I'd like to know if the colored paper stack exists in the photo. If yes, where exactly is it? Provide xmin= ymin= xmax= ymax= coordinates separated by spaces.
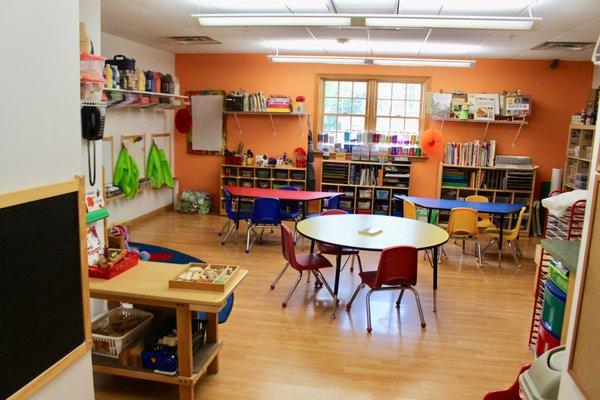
xmin=266 ymin=95 xmax=292 ymax=112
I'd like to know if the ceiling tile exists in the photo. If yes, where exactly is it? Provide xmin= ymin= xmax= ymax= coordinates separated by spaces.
xmin=332 ymin=0 xmax=397 ymax=14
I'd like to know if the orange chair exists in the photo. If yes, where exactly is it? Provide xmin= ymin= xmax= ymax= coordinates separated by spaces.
xmin=403 ymin=199 xmax=417 ymax=220
xmin=446 ymin=207 xmax=481 ymax=266
xmin=317 ymin=209 xmax=362 ymax=273
xmin=271 ymin=224 xmax=335 ymax=308
xmin=466 ymin=195 xmax=496 ymax=230
xmin=346 ymin=246 xmax=426 ymax=332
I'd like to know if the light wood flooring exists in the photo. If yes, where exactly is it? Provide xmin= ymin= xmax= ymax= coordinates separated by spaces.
xmin=94 ymin=211 xmax=538 ymax=400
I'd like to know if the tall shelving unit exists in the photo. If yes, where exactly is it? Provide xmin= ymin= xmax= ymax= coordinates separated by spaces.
xmin=320 ymin=159 xmax=417 ymax=215
xmin=563 ymin=123 xmax=595 ymax=190
xmin=438 ymin=163 xmax=538 ymax=234
xmin=219 ymin=164 xmax=306 ymax=215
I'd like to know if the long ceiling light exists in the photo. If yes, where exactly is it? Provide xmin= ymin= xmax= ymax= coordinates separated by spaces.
xmin=193 ymin=13 xmax=541 ymax=31
xmin=267 ymin=55 xmax=475 ymax=68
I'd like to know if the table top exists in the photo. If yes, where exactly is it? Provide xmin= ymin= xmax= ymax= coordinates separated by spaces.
xmin=396 ymin=195 xmax=524 ymax=214
xmin=296 ymin=214 xmax=449 ymax=251
xmin=224 ymin=185 xmax=341 ymax=201
xmin=541 ymin=239 xmax=581 ymax=272
xmin=89 ymin=261 xmax=248 ymax=310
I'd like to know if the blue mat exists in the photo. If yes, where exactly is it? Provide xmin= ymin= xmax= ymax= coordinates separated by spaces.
xmin=129 ymin=242 xmax=234 ymax=323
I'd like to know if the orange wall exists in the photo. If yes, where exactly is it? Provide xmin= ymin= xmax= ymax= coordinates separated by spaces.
xmin=175 ymin=54 xmax=593 ymax=206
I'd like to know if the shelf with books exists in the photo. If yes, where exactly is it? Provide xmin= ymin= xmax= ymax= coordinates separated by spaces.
xmin=563 ymin=124 xmax=595 ymax=190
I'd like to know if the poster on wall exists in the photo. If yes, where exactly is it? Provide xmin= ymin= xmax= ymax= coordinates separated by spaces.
xmin=469 ymin=94 xmax=499 ymax=121
xmin=430 ymin=93 xmax=453 ymax=118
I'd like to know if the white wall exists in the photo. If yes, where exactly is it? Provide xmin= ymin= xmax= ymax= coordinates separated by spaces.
xmin=0 ymin=1 xmax=95 ymax=399
xmin=101 ymin=32 xmax=177 ymax=222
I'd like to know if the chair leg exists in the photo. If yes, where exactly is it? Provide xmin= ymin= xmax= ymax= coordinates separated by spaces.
xmin=346 ymin=282 xmax=365 ymax=311
xmin=221 ymin=222 xmax=236 ymax=245
xmin=475 ymin=239 xmax=482 ymax=268
xmin=425 ymin=250 xmax=433 ymax=267
xmin=508 ymin=240 xmax=522 ymax=268
xmin=408 ymin=287 xmax=426 ymax=328
xmin=314 ymin=270 xmax=335 ymax=299
xmin=395 ymin=288 xmax=405 ymax=308
xmin=270 ymin=262 xmax=289 ymax=290
xmin=245 ymin=226 xmax=255 ymax=253
xmin=356 ymin=253 xmax=363 ymax=273
xmin=349 ymin=254 xmax=355 ymax=273
xmin=366 ymin=289 xmax=374 ymax=333
xmin=218 ymin=219 xmax=230 ymax=236
xmin=482 ymin=238 xmax=496 ymax=255
xmin=282 ymin=271 xmax=303 ymax=307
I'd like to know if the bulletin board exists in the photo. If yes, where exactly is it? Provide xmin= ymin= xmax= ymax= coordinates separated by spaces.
xmin=102 ymin=136 xmax=114 ymax=186
xmin=122 ymin=135 xmax=146 ymax=176
xmin=151 ymin=132 xmax=171 ymax=165
xmin=186 ymin=90 xmax=226 ymax=156
xmin=1 ymin=177 xmax=91 ymax=400
xmin=568 ymin=173 xmax=600 ymax=399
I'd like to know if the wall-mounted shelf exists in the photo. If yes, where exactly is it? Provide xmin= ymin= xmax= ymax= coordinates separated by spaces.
xmin=430 ymin=116 xmax=528 ymax=146
xmin=81 ymin=101 xmax=107 ymax=108
xmin=103 ymin=87 xmax=188 ymax=100
xmin=103 ymin=88 xmax=187 ymax=110
xmin=223 ymin=111 xmax=311 ymax=136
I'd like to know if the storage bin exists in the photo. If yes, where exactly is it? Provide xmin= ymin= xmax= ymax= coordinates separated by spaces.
xmin=256 ymin=169 xmax=270 ymax=179
xmin=274 ymin=171 xmax=288 ymax=179
xmin=548 ymin=260 xmax=569 ymax=294
xmin=81 ymin=76 xmax=106 ymax=103
xmin=92 ymin=307 xmax=153 ymax=358
xmin=357 ymin=201 xmax=371 ymax=210
xmin=375 ymin=190 xmax=389 ymax=200
xmin=358 ymin=189 xmax=373 ymax=198
xmin=80 ymin=52 xmax=106 ymax=79
xmin=536 ymin=320 xmax=561 ymax=356
xmin=541 ymin=280 xmax=567 ymax=338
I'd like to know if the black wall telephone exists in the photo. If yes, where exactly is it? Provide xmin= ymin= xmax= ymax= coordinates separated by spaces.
xmin=81 ymin=106 xmax=105 ymax=186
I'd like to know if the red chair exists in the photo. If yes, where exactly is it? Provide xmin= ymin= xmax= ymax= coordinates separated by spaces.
xmin=271 ymin=224 xmax=335 ymax=308
xmin=482 ymin=363 xmax=531 ymax=400
xmin=346 ymin=246 xmax=425 ymax=332
xmin=317 ymin=209 xmax=362 ymax=273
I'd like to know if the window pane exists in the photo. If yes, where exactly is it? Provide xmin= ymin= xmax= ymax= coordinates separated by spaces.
xmin=378 ymin=82 xmax=392 ymax=99
xmin=339 ymin=98 xmax=352 ymax=114
xmin=339 ymin=81 xmax=353 ymax=97
xmin=323 ymin=115 xmax=337 ymax=131
xmin=390 ymin=118 xmax=405 ymax=133
xmin=407 ymin=83 xmax=421 ymax=100
xmin=405 ymin=118 xmax=420 ymax=134
xmin=338 ymin=116 xmax=351 ymax=132
xmin=324 ymin=98 xmax=338 ymax=114
xmin=406 ymin=100 xmax=420 ymax=117
xmin=351 ymin=116 xmax=365 ymax=131
xmin=392 ymin=83 xmax=406 ymax=99
xmin=352 ymin=98 xmax=366 ymax=114
xmin=377 ymin=100 xmax=391 ymax=116
xmin=353 ymin=82 xmax=367 ymax=98
xmin=376 ymin=117 xmax=390 ymax=132
xmin=325 ymin=81 xmax=338 ymax=97
xmin=391 ymin=100 xmax=405 ymax=117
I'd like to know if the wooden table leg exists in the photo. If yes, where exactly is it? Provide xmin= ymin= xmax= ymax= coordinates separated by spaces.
xmin=206 ymin=312 xmax=219 ymax=373
xmin=176 ymin=304 xmax=194 ymax=400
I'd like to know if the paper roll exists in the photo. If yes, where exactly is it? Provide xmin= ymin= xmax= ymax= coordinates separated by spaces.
xmin=550 ymin=168 xmax=563 ymax=192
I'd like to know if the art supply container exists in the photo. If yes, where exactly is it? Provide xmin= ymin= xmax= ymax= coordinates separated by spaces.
xmin=541 ymin=280 xmax=566 ymax=338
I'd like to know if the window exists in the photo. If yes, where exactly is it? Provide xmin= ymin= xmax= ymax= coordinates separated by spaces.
xmin=316 ymin=75 xmax=428 ymax=152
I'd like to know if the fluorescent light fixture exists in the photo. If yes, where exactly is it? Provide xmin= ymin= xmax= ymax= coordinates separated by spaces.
xmin=192 ymin=13 xmax=541 ymax=31
xmin=268 ymin=55 xmax=475 ymax=68
xmin=268 ymin=55 xmax=365 ymax=65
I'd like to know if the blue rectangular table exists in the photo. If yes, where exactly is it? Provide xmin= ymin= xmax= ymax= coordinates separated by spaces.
xmin=394 ymin=195 xmax=525 ymax=266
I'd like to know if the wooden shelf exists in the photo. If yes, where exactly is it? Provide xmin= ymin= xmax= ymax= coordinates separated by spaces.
xmin=223 ymin=164 xmax=306 ymax=171
xmin=430 ymin=116 xmax=528 ymax=125
xmin=568 ymin=155 xmax=591 ymax=162
xmin=441 ymin=186 xmax=533 ymax=194
xmin=569 ymin=123 xmax=596 ymax=130
xmin=442 ymin=163 xmax=539 ymax=171
xmin=564 ymin=124 xmax=595 ymax=190
xmin=103 ymin=87 xmax=188 ymax=100
xmin=223 ymin=111 xmax=310 ymax=116
xmin=323 ymin=158 xmax=425 ymax=166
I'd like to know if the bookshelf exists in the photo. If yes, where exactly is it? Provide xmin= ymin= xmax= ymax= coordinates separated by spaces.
xmin=320 ymin=160 xmax=412 ymax=215
xmin=438 ymin=163 xmax=538 ymax=234
xmin=563 ymin=124 xmax=595 ymax=190
xmin=219 ymin=164 xmax=306 ymax=215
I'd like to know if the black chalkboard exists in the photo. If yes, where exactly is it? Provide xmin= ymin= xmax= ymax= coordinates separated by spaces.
xmin=0 ymin=191 xmax=85 ymax=399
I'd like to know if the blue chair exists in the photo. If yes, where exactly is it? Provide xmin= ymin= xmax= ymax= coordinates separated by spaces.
xmin=246 ymin=197 xmax=282 ymax=253
xmin=278 ymin=186 xmax=302 ymax=221
xmin=219 ymin=188 xmax=252 ymax=245
xmin=304 ymin=194 xmax=342 ymax=219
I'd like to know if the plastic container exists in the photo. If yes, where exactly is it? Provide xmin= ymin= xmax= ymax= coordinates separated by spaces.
xmin=547 ymin=260 xmax=569 ymax=294
xmin=520 ymin=346 xmax=565 ymax=400
xmin=80 ymin=52 xmax=106 ymax=79
xmin=81 ymin=76 xmax=106 ymax=103
xmin=92 ymin=307 xmax=153 ymax=358
xmin=88 ymin=252 xmax=139 ymax=279
xmin=536 ymin=320 xmax=561 ymax=356
xmin=541 ymin=280 xmax=567 ymax=338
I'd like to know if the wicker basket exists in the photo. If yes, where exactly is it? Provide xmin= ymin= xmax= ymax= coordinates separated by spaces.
xmin=92 ymin=307 xmax=153 ymax=358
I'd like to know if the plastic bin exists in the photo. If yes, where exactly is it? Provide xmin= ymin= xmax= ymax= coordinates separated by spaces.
xmin=81 ymin=76 xmax=106 ymax=103
xmin=80 ymin=52 xmax=106 ymax=79
xmin=92 ymin=307 xmax=153 ymax=358
xmin=541 ymin=280 xmax=567 ymax=338
xmin=547 ymin=260 xmax=568 ymax=294
xmin=536 ymin=320 xmax=561 ymax=356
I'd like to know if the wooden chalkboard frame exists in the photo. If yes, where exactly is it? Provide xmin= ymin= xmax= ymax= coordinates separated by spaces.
xmin=567 ymin=172 xmax=599 ymax=399
xmin=3 ymin=176 xmax=91 ymax=400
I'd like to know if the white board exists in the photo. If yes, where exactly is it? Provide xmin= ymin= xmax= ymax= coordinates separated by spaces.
xmin=191 ymin=95 xmax=223 ymax=152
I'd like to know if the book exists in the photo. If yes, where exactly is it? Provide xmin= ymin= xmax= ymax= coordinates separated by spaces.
xmin=358 ymin=226 xmax=383 ymax=236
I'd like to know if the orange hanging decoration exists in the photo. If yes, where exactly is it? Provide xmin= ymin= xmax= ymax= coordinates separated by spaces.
xmin=420 ymin=128 xmax=445 ymax=157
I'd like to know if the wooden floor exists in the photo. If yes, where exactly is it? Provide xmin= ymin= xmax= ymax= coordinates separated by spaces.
xmin=94 ymin=211 xmax=538 ymax=400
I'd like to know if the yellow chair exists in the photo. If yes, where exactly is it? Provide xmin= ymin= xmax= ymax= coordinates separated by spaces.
xmin=482 ymin=207 xmax=526 ymax=268
xmin=466 ymin=195 xmax=496 ymax=230
xmin=403 ymin=199 xmax=417 ymax=220
xmin=446 ymin=207 xmax=481 ymax=266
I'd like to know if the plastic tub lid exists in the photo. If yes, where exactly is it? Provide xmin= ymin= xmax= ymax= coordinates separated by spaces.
xmin=541 ymin=320 xmax=560 ymax=340
xmin=80 ymin=52 xmax=106 ymax=61
xmin=545 ymin=279 xmax=567 ymax=302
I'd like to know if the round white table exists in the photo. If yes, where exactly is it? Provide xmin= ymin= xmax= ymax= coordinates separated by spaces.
xmin=296 ymin=214 xmax=449 ymax=317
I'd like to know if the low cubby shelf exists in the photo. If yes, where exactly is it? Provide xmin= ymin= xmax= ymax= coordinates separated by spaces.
xmin=320 ymin=159 xmax=412 ymax=216
xmin=219 ymin=164 xmax=307 ymax=215
xmin=438 ymin=163 xmax=538 ymax=234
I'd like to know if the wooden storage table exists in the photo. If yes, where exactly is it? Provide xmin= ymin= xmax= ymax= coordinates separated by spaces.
xmin=89 ymin=261 xmax=247 ymax=400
